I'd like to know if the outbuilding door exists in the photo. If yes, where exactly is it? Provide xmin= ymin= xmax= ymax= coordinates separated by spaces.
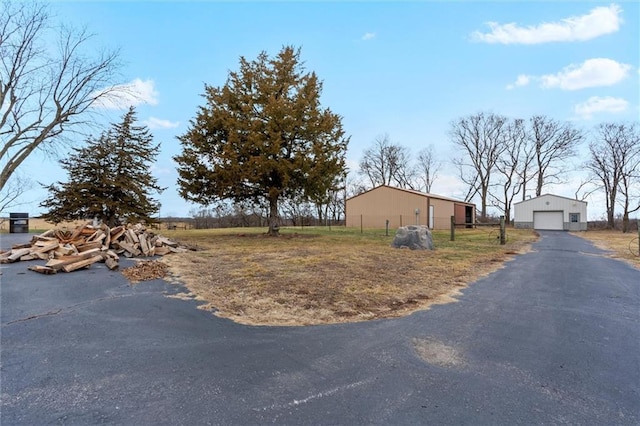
xmin=533 ymin=211 xmax=563 ymax=230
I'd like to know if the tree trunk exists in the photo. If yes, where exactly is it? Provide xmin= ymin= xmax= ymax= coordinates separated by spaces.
xmin=267 ymin=194 xmax=280 ymax=236
xmin=480 ymin=187 xmax=488 ymax=219
xmin=607 ymin=190 xmax=616 ymax=229
xmin=535 ymin=172 xmax=543 ymax=197
xmin=622 ymin=211 xmax=630 ymax=233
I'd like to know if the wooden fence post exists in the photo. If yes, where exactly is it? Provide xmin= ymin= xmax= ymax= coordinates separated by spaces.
xmin=450 ymin=216 xmax=455 ymax=241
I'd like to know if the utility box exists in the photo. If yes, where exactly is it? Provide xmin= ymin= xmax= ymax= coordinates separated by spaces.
xmin=9 ymin=213 xmax=29 ymax=233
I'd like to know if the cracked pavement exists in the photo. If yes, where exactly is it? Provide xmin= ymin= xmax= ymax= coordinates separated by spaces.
xmin=1 ymin=231 xmax=639 ymax=425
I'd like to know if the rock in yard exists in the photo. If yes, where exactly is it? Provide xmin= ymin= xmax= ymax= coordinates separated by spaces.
xmin=391 ymin=225 xmax=434 ymax=250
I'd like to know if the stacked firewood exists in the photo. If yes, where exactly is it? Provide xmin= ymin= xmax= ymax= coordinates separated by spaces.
xmin=0 ymin=223 xmax=188 ymax=274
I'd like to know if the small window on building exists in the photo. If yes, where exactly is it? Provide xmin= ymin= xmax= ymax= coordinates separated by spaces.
xmin=569 ymin=213 xmax=579 ymax=223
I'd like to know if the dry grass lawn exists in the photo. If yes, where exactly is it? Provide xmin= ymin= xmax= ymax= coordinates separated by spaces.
xmin=574 ymin=230 xmax=640 ymax=269
xmin=160 ymin=226 xmax=538 ymax=326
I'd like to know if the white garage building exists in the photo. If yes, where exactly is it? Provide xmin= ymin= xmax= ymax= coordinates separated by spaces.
xmin=513 ymin=194 xmax=587 ymax=231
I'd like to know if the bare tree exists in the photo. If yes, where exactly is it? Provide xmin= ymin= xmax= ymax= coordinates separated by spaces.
xmin=489 ymin=118 xmax=531 ymax=224
xmin=614 ymin=124 xmax=640 ymax=232
xmin=416 ymin=145 xmax=441 ymax=193
xmin=450 ymin=112 xmax=508 ymax=219
xmin=0 ymin=173 xmax=32 ymax=213
xmin=358 ymin=134 xmax=415 ymax=189
xmin=345 ymin=175 xmax=368 ymax=198
xmin=586 ymin=122 xmax=639 ymax=230
xmin=573 ymin=177 xmax=598 ymax=202
xmin=0 ymin=1 xmax=120 ymax=192
xmin=529 ymin=115 xmax=582 ymax=196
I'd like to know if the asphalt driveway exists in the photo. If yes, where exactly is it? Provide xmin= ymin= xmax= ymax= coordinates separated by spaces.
xmin=1 ymin=231 xmax=639 ymax=425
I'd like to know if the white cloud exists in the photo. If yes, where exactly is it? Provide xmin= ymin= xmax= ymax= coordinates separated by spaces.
xmin=92 ymin=78 xmax=159 ymax=110
xmin=540 ymin=58 xmax=631 ymax=90
xmin=361 ymin=32 xmax=376 ymax=41
xmin=508 ymin=58 xmax=632 ymax=91
xmin=506 ymin=74 xmax=531 ymax=90
xmin=471 ymin=4 xmax=622 ymax=44
xmin=574 ymin=96 xmax=629 ymax=120
xmin=143 ymin=116 xmax=180 ymax=130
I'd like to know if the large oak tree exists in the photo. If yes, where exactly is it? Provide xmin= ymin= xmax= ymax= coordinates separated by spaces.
xmin=40 ymin=107 xmax=163 ymax=226
xmin=175 ymin=46 xmax=349 ymax=235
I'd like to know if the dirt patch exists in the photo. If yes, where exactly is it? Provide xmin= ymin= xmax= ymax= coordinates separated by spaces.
xmin=413 ymin=338 xmax=466 ymax=368
xmin=158 ymin=227 xmax=537 ymax=326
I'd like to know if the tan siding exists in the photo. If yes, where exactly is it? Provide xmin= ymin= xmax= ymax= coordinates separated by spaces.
xmin=429 ymin=197 xmax=454 ymax=229
xmin=346 ymin=186 xmax=428 ymax=228
xmin=346 ymin=186 xmax=474 ymax=230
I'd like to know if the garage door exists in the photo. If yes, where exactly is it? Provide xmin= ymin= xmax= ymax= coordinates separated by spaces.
xmin=533 ymin=211 xmax=563 ymax=230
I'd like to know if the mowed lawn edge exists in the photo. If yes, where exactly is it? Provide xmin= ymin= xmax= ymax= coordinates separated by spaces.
xmin=574 ymin=230 xmax=640 ymax=270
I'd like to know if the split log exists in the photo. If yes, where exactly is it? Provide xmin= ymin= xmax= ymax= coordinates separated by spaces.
xmin=19 ymin=254 xmax=39 ymax=261
xmin=87 ymin=230 xmax=106 ymax=243
xmin=67 ymin=224 xmax=89 ymax=242
xmin=125 ymin=229 xmax=139 ymax=245
xmin=156 ymin=236 xmax=178 ymax=247
xmin=30 ymin=240 xmax=60 ymax=254
xmin=139 ymin=234 xmax=150 ymax=256
xmin=104 ymin=257 xmax=119 ymax=270
xmin=75 ymin=241 xmax=103 ymax=252
xmin=28 ymin=265 xmax=57 ymax=275
xmin=110 ymin=226 xmax=126 ymax=241
xmin=62 ymin=255 xmax=103 ymax=273
xmin=152 ymin=246 xmax=171 ymax=256
xmin=6 ymin=248 xmax=32 ymax=262
xmin=101 ymin=224 xmax=112 ymax=248
xmin=46 ymin=249 xmax=102 ymax=270
xmin=53 ymin=245 xmax=77 ymax=257
xmin=115 ymin=241 xmax=141 ymax=257
xmin=37 ymin=229 xmax=56 ymax=239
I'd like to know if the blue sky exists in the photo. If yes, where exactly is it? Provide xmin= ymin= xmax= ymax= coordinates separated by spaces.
xmin=11 ymin=1 xmax=640 ymax=219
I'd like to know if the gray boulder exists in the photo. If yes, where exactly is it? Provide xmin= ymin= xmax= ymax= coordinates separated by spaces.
xmin=391 ymin=225 xmax=434 ymax=250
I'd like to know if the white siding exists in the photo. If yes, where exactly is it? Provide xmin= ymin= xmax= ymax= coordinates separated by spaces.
xmin=514 ymin=194 xmax=587 ymax=223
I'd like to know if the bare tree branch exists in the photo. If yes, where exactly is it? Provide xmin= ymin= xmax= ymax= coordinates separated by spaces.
xmin=0 ymin=172 xmax=33 ymax=213
xmin=449 ymin=112 xmax=507 ymax=219
xmin=358 ymin=134 xmax=415 ymax=189
xmin=416 ymin=145 xmax=441 ymax=193
xmin=586 ymin=122 xmax=639 ymax=230
xmin=0 ymin=1 xmax=121 ymax=191
xmin=529 ymin=115 xmax=583 ymax=196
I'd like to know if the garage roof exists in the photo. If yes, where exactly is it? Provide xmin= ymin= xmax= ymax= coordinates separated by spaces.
xmin=514 ymin=193 xmax=587 ymax=206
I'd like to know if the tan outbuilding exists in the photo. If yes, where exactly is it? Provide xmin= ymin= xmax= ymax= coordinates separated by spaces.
xmin=345 ymin=185 xmax=475 ymax=230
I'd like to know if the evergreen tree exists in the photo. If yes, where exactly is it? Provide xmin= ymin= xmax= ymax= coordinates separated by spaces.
xmin=174 ymin=46 xmax=349 ymax=235
xmin=41 ymin=107 xmax=164 ymax=226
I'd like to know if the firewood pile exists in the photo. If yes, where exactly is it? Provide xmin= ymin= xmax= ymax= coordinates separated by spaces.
xmin=0 ymin=223 xmax=190 ymax=275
